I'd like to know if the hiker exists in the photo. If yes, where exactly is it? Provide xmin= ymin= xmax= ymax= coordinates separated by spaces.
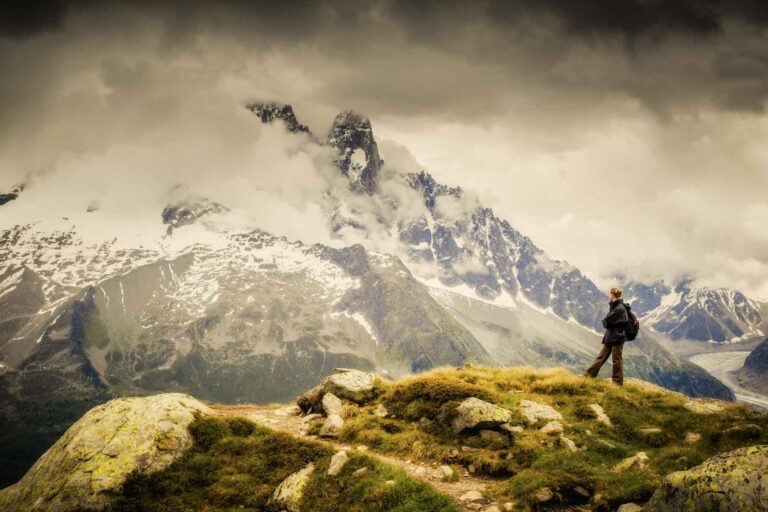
xmin=585 ymin=287 xmax=629 ymax=385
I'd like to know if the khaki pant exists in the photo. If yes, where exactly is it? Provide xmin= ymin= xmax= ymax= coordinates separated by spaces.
xmin=585 ymin=343 xmax=624 ymax=385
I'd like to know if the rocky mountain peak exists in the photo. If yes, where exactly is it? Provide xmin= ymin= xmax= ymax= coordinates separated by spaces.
xmin=405 ymin=170 xmax=462 ymax=209
xmin=246 ymin=102 xmax=310 ymax=134
xmin=0 ymin=183 xmax=24 ymax=207
xmin=161 ymin=198 xmax=229 ymax=233
xmin=327 ymin=110 xmax=382 ymax=194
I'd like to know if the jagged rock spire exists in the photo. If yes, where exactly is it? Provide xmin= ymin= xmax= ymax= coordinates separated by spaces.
xmin=327 ymin=110 xmax=382 ymax=194
xmin=246 ymin=102 xmax=310 ymax=134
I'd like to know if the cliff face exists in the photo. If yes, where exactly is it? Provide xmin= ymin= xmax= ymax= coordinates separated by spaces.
xmin=738 ymin=337 xmax=768 ymax=393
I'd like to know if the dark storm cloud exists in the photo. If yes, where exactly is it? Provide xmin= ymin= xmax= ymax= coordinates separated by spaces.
xmin=0 ymin=0 xmax=67 ymax=38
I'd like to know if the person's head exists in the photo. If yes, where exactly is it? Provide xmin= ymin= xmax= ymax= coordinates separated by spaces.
xmin=609 ymin=287 xmax=623 ymax=302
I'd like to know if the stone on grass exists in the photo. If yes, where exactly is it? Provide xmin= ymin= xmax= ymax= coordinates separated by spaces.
xmin=438 ymin=465 xmax=455 ymax=481
xmin=0 ymin=394 xmax=210 ymax=512
xmin=685 ymin=432 xmax=701 ymax=444
xmin=637 ymin=427 xmax=663 ymax=436
xmin=617 ymin=504 xmax=643 ymax=512
xmin=519 ymin=400 xmax=562 ymax=424
xmin=452 ymin=397 xmax=514 ymax=433
xmin=319 ymin=414 xmax=344 ymax=438
xmin=322 ymin=393 xmax=343 ymax=416
xmin=588 ymin=403 xmax=612 ymax=427
xmin=352 ymin=467 xmax=369 ymax=477
xmin=323 ymin=369 xmax=377 ymax=403
xmin=373 ymin=404 xmax=388 ymax=418
xmin=614 ymin=452 xmax=650 ymax=473
xmin=559 ymin=435 xmax=578 ymax=452
xmin=533 ymin=487 xmax=554 ymax=503
xmin=460 ymin=490 xmax=486 ymax=503
xmin=327 ymin=450 xmax=349 ymax=476
xmin=539 ymin=421 xmax=564 ymax=435
xmin=683 ymin=400 xmax=724 ymax=415
xmin=267 ymin=462 xmax=315 ymax=512
xmin=297 ymin=385 xmax=324 ymax=414
xmin=645 ymin=445 xmax=768 ymax=512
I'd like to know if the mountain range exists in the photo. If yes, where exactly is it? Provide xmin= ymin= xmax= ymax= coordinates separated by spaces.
xmin=0 ymin=101 xmax=764 ymax=487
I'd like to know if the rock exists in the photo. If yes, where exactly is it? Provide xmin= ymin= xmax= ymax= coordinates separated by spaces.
xmin=723 ymin=423 xmax=762 ymax=440
xmin=645 ymin=446 xmax=768 ymax=512
xmin=500 ymin=423 xmax=524 ymax=435
xmin=297 ymin=385 xmax=325 ymax=414
xmin=356 ymin=445 xmax=369 ymax=452
xmin=413 ymin=466 xmax=427 ymax=478
xmin=533 ymin=487 xmax=554 ymax=503
xmin=560 ymin=435 xmax=578 ymax=452
xmin=588 ymin=403 xmax=612 ymax=427
xmin=460 ymin=490 xmax=487 ymax=503
xmin=503 ymin=503 xmax=514 ymax=511
xmin=438 ymin=465 xmax=455 ymax=481
xmin=319 ymin=414 xmax=344 ymax=438
xmin=322 ymin=393 xmax=343 ymax=416
xmin=327 ymin=450 xmax=349 ymax=476
xmin=0 ymin=393 xmax=210 ymax=512
xmin=452 ymin=397 xmax=514 ymax=433
xmin=685 ymin=432 xmax=701 ymax=444
xmin=268 ymin=462 xmax=315 ymax=512
xmin=485 ymin=506 xmax=501 ymax=512
xmin=418 ymin=416 xmax=433 ymax=427
xmin=617 ymin=504 xmax=643 ymax=512
xmin=519 ymin=400 xmax=563 ymax=424
xmin=637 ymin=427 xmax=663 ymax=436
xmin=539 ymin=421 xmax=564 ymax=435
xmin=302 ymin=413 xmax=323 ymax=422
xmin=480 ymin=430 xmax=509 ymax=444
xmin=596 ymin=439 xmax=617 ymax=449
xmin=373 ymin=404 xmax=388 ymax=418
xmin=574 ymin=486 xmax=590 ymax=498
xmin=614 ymin=452 xmax=650 ymax=472
xmin=352 ymin=467 xmax=369 ymax=477
xmin=323 ymin=369 xmax=377 ymax=403
xmin=683 ymin=400 xmax=724 ymax=415
xmin=385 ymin=480 xmax=395 ymax=486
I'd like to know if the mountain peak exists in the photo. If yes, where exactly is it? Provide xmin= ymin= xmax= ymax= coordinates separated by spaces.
xmin=246 ymin=102 xmax=310 ymax=134
xmin=0 ymin=183 xmax=24 ymax=207
xmin=328 ymin=110 xmax=382 ymax=194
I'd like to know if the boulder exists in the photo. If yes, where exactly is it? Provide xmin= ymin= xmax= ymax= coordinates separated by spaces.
xmin=268 ymin=462 xmax=315 ymax=512
xmin=539 ymin=421 xmax=564 ymax=435
xmin=519 ymin=400 xmax=562 ymax=424
xmin=559 ymin=435 xmax=578 ymax=452
xmin=373 ymin=404 xmax=388 ymax=418
xmin=327 ymin=450 xmax=349 ymax=476
xmin=452 ymin=397 xmax=514 ymax=433
xmin=645 ymin=446 xmax=768 ymax=512
xmin=323 ymin=369 xmax=376 ymax=403
xmin=614 ymin=452 xmax=650 ymax=473
xmin=322 ymin=393 xmax=343 ymax=416
xmin=437 ymin=465 xmax=455 ymax=481
xmin=588 ymin=403 xmax=612 ymax=427
xmin=297 ymin=385 xmax=325 ymax=414
xmin=617 ymin=504 xmax=643 ymax=512
xmin=533 ymin=487 xmax=554 ymax=503
xmin=320 ymin=414 xmax=344 ymax=438
xmin=0 ymin=393 xmax=210 ymax=512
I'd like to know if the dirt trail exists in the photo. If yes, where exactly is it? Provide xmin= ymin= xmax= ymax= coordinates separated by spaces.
xmin=212 ymin=403 xmax=499 ymax=511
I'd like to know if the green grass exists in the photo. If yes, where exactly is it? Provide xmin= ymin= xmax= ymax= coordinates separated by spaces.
xmin=84 ymin=415 xmax=459 ymax=512
xmin=332 ymin=366 xmax=768 ymax=509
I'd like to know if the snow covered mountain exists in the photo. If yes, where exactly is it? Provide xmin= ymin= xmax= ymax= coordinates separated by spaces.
xmin=624 ymin=279 xmax=766 ymax=343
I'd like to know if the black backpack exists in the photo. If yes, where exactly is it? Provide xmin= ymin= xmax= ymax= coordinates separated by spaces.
xmin=625 ymin=303 xmax=640 ymax=341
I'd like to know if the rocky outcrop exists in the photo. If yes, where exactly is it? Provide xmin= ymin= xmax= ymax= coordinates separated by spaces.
xmin=645 ymin=445 xmax=768 ymax=512
xmin=519 ymin=399 xmax=563 ymax=424
xmin=268 ymin=462 xmax=315 ymax=512
xmin=327 ymin=110 xmax=382 ymax=194
xmin=452 ymin=397 xmax=514 ymax=433
xmin=246 ymin=102 xmax=310 ymax=133
xmin=298 ymin=369 xmax=378 ymax=413
xmin=738 ymin=337 xmax=768 ymax=393
xmin=0 ymin=393 xmax=211 ymax=512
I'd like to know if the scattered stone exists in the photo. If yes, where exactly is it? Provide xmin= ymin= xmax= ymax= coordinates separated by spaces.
xmin=617 ymin=504 xmax=643 ymax=512
xmin=588 ymin=404 xmax=612 ymax=427
xmin=540 ymin=421 xmax=564 ymax=435
xmin=303 ymin=413 xmax=323 ymax=422
xmin=385 ymin=480 xmax=395 ymax=486
xmin=614 ymin=452 xmax=650 ymax=472
xmin=0 ymin=394 xmax=210 ymax=512
xmin=413 ymin=466 xmax=427 ymax=478
xmin=645 ymin=446 xmax=768 ymax=512
xmin=533 ymin=487 xmax=554 ymax=503
xmin=418 ymin=416 xmax=433 ymax=427
xmin=519 ymin=400 xmax=563 ymax=424
xmin=685 ymin=432 xmax=702 ymax=444
xmin=327 ymin=450 xmax=349 ymax=476
xmin=268 ymin=462 xmax=315 ymax=512
xmin=500 ymin=423 xmax=524 ymax=435
xmin=560 ymin=435 xmax=578 ymax=452
xmin=546 ymin=442 xmax=554 ymax=448
xmin=683 ymin=400 xmax=724 ymax=415
xmin=356 ymin=445 xmax=369 ymax=452
xmin=284 ymin=405 xmax=302 ymax=416
xmin=320 ymin=414 xmax=344 ymax=438
xmin=452 ymin=397 xmax=514 ymax=433
xmin=596 ymin=439 xmax=617 ymax=449
xmin=322 ymin=393 xmax=343 ymax=416
xmin=637 ymin=427 xmax=663 ymax=436
xmin=373 ymin=404 xmax=388 ymax=418
xmin=352 ymin=467 xmax=369 ymax=477
xmin=503 ymin=503 xmax=514 ymax=511
xmin=438 ymin=465 xmax=455 ymax=481
xmin=461 ymin=445 xmax=479 ymax=452
xmin=480 ymin=429 xmax=509 ymax=444
xmin=460 ymin=491 xmax=487 ymax=503
xmin=324 ymin=369 xmax=377 ymax=403
xmin=468 ymin=464 xmax=477 ymax=474
xmin=574 ymin=486 xmax=590 ymax=498
xmin=485 ymin=506 xmax=501 ymax=512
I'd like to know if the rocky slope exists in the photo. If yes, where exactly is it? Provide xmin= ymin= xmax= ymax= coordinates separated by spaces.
xmin=3 ymin=368 xmax=766 ymax=512
xmin=737 ymin=337 xmax=768 ymax=394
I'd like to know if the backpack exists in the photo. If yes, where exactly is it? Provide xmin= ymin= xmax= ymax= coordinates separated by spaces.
xmin=625 ymin=303 xmax=640 ymax=341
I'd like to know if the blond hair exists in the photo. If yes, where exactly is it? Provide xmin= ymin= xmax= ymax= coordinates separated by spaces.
xmin=610 ymin=287 xmax=623 ymax=299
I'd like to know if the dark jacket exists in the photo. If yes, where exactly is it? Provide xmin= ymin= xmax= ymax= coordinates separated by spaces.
xmin=602 ymin=299 xmax=628 ymax=346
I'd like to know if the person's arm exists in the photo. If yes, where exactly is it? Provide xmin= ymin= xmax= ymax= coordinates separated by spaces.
xmin=604 ymin=306 xmax=627 ymax=327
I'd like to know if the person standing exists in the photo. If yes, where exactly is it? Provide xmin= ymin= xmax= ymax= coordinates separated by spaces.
xmin=585 ymin=287 xmax=629 ymax=385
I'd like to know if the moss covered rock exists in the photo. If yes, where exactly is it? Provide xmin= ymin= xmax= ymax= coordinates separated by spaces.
xmin=0 ymin=393 xmax=210 ymax=512
xmin=267 ymin=462 xmax=315 ymax=512
xmin=452 ymin=397 xmax=514 ymax=433
xmin=645 ymin=445 xmax=768 ymax=512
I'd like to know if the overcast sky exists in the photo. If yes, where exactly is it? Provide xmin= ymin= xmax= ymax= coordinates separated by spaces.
xmin=2 ymin=0 xmax=768 ymax=299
